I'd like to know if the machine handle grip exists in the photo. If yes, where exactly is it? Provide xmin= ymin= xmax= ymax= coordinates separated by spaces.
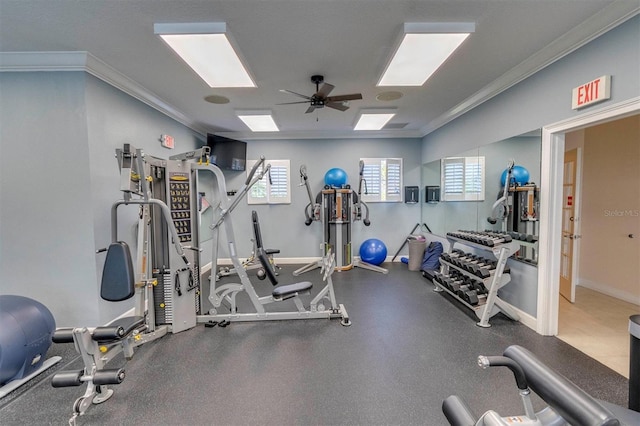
xmin=246 ymin=156 xmax=265 ymax=185
xmin=478 ymin=355 xmax=528 ymax=390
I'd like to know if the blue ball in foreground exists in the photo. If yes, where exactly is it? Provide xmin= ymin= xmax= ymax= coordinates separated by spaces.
xmin=359 ymin=238 xmax=387 ymax=266
xmin=324 ymin=168 xmax=348 ymax=187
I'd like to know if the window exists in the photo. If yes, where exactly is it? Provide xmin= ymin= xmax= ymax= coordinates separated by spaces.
xmin=440 ymin=156 xmax=485 ymax=201
xmin=246 ymin=159 xmax=291 ymax=204
xmin=360 ymin=158 xmax=403 ymax=203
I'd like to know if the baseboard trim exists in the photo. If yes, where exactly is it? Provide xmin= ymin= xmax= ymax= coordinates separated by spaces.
xmin=509 ymin=303 xmax=537 ymax=332
xmin=216 ymin=256 xmax=404 ymax=266
xmin=578 ymin=278 xmax=640 ymax=305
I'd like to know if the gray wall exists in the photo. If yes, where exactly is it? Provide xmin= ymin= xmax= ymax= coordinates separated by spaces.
xmin=1 ymin=72 xmax=100 ymax=325
xmin=421 ymin=16 xmax=640 ymax=317
xmin=0 ymin=72 xmax=202 ymax=326
xmin=213 ymin=138 xmax=423 ymax=264
xmin=423 ymin=15 xmax=640 ymax=164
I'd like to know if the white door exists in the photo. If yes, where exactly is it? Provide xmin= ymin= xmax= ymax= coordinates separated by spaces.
xmin=559 ymin=148 xmax=581 ymax=303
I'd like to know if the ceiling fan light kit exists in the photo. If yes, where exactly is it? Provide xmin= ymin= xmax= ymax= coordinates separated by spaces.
xmin=378 ymin=22 xmax=475 ymax=87
xmin=279 ymin=75 xmax=363 ymax=114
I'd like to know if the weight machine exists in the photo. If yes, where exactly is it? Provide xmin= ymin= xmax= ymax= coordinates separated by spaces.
xmin=195 ymin=158 xmax=350 ymax=325
xmin=52 ymin=144 xmax=352 ymax=422
xmin=443 ymin=345 xmax=640 ymax=425
xmin=51 ymin=143 xmax=201 ymax=424
xmin=295 ymin=162 xmax=387 ymax=275
xmin=487 ymin=160 xmax=539 ymax=262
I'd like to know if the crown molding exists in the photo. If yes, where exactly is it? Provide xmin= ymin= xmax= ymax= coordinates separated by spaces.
xmin=0 ymin=51 xmax=208 ymax=135
xmin=419 ymin=2 xmax=640 ymax=137
xmin=3 ymin=1 xmax=637 ymax=143
xmin=215 ymin=128 xmax=423 ymax=141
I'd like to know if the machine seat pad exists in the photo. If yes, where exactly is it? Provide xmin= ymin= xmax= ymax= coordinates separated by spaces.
xmin=92 ymin=316 xmax=144 ymax=343
xmin=265 ymin=248 xmax=280 ymax=255
xmin=272 ymin=281 xmax=312 ymax=298
xmin=101 ymin=241 xmax=135 ymax=302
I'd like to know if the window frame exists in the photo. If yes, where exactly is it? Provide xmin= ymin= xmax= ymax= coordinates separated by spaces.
xmin=246 ymin=159 xmax=291 ymax=205
xmin=359 ymin=157 xmax=403 ymax=203
xmin=440 ymin=156 xmax=485 ymax=202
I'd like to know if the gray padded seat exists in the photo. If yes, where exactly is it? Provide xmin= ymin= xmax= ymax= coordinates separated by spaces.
xmin=272 ymin=281 xmax=312 ymax=299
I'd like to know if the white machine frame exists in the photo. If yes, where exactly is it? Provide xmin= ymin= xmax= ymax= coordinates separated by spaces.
xmin=195 ymin=159 xmax=351 ymax=326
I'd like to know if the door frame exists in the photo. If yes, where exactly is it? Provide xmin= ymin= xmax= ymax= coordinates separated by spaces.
xmin=536 ymin=96 xmax=640 ymax=335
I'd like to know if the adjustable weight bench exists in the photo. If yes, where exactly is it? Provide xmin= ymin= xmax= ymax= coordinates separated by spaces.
xmin=51 ymin=242 xmax=146 ymax=424
xmin=443 ymin=344 xmax=640 ymax=426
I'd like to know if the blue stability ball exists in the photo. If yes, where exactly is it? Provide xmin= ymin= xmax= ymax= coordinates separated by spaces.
xmin=359 ymin=238 xmax=388 ymax=266
xmin=501 ymin=165 xmax=530 ymax=186
xmin=0 ymin=295 xmax=56 ymax=385
xmin=324 ymin=168 xmax=348 ymax=187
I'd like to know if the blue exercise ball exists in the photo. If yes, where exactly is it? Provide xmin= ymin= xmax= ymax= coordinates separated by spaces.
xmin=359 ymin=238 xmax=387 ymax=266
xmin=324 ymin=168 xmax=348 ymax=187
xmin=501 ymin=165 xmax=530 ymax=186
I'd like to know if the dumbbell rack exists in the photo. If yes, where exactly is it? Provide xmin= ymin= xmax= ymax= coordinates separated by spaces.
xmin=434 ymin=235 xmax=521 ymax=327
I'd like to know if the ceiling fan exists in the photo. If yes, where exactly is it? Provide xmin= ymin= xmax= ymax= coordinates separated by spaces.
xmin=278 ymin=75 xmax=363 ymax=113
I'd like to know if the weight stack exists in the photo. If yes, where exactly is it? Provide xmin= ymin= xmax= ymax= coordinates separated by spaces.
xmin=408 ymin=239 xmax=426 ymax=271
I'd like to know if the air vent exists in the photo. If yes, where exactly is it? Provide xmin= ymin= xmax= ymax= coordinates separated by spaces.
xmin=384 ymin=122 xmax=409 ymax=129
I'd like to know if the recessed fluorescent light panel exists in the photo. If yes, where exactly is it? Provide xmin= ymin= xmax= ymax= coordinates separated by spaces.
xmin=237 ymin=111 xmax=279 ymax=132
xmin=378 ymin=22 xmax=475 ymax=86
xmin=354 ymin=110 xmax=396 ymax=131
xmin=154 ymin=22 xmax=256 ymax=88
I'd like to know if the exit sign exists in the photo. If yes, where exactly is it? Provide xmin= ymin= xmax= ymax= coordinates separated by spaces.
xmin=572 ymin=75 xmax=611 ymax=110
xmin=160 ymin=134 xmax=175 ymax=149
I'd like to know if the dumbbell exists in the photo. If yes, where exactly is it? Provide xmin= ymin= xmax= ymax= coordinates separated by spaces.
xmin=434 ymin=272 xmax=455 ymax=290
xmin=442 ymin=275 xmax=466 ymax=291
xmin=450 ymin=277 xmax=474 ymax=292
xmin=459 ymin=289 xmax=488 ymax=306
xmin=472 ymin=281 xmax=488 ymax=294
xmin=465 ymin=263 xmax=491 ymax=279
xmin=452 ymin=276 xmax=479 ymax=293
xmin=479 ymin=233 xmax=512 ymax=247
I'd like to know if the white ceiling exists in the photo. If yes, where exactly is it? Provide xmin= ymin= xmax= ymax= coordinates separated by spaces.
xmin=1 ymin=0 xmax=638 ymax=140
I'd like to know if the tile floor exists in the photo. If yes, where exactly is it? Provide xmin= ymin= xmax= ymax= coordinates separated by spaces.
xmin=558 ymin=286 xmax=640 ymax=378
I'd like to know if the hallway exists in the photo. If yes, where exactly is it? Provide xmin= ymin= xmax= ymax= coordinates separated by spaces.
xmin=558 ymin=285 xmax=639 ymax=378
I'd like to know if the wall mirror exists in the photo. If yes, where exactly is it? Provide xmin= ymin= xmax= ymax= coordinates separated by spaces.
xmin=421 ymin=130 xmax=541 ymax=265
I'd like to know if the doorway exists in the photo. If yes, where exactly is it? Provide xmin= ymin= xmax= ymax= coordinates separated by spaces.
xmin=536 ymin=97 xmax=640 ymax=340
xmin=555 ymin=116 xmax=640 ymax=377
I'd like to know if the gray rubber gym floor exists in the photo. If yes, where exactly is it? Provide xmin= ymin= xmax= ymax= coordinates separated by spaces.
xmin=0 ymin=263 xmax=630 ymax=425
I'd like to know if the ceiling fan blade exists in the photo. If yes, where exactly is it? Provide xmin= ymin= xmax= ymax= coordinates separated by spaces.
xmin=316 ymin=83 xmax=335 ymax=98
xmin=305 ymin=105 xmax=316 ymax=114
xmin=276 ymin=101 xmax=312 ymax=105
xmin=326 ymin=102 xmax=349 ymax=112
xmin=326 ymin=93 xmax=363 ymax=102
xmin=280 ymin=89 xmax=312 ymax=100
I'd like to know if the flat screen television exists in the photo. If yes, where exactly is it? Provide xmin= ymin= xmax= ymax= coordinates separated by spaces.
xmin=206 ymin=134 xmax=247 ymax=171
